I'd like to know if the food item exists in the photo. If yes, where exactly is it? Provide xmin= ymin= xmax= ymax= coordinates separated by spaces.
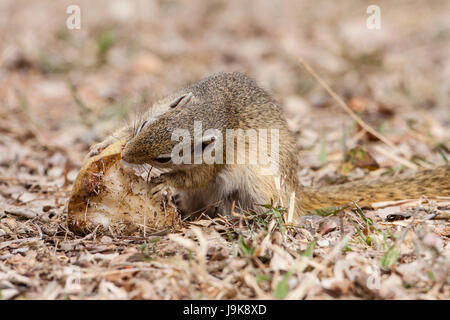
xmin=67 ymin=139 xmax=180 ymax=235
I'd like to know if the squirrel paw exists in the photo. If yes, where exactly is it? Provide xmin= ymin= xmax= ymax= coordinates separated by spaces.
xmin=148 ymin=174 xmax=167 ymax=186
xmin=172 ymin=192 xmax=182 ymax=207
xmin=87 ymin=140 xmax=111 ymax=158
xmin=150 ymin=180 xmax=166 ymax=196
xmin=170 ymin=191 xmax=189 ymax=215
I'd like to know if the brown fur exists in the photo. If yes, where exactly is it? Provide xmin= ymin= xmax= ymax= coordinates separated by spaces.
xmin=93 ymin=72 xmax=449 ymax=217
xmin=300 ymin=165 xmax=450 ymax=212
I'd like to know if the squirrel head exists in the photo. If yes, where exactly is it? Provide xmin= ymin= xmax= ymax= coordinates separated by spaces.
xmin=121 ymin=72 xmax=283 ymax=170
xmin=121 ymin=90 xmax=227 ymax=170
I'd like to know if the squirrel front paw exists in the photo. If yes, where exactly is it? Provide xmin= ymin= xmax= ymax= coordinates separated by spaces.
xmin=156 ymin=172 xmax=187 ymax=189
xmin=148 ymin=174 xmax=167 ymax=186
xmin=87 ymin=138 xmax=115 ymax=158
xmin=87 ymin=127 xmax=133 ymax=159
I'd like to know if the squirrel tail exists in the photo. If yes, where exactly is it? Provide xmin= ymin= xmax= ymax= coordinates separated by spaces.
xmin=298 ymin=164 xmax=450 ymax=214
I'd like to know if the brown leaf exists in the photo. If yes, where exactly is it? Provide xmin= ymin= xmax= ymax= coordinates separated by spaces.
xmin=340 ymin=146 xmax=379 ymax=174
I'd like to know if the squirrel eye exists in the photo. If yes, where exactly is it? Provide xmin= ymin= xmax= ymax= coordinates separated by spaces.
xmin=154 ymin=156 xmax=171 ymax=164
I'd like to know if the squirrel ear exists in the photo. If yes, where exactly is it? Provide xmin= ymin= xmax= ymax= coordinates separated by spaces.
xmin=168 ymin=92 xmax=193 ymax=109
xmin=192 ymin=133 xmax=217 ymax=154
xmin=201 ymin=134 xmax=217 ymax=151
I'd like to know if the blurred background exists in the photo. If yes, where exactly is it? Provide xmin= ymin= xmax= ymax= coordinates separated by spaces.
xmin=0 ymin=0 xmax=449 ymax=182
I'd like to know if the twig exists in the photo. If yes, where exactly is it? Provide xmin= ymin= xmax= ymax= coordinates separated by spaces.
xmin=0 ymin=237 xmax=41 ymax=250
xmin=299 ymin=59 xmax=418 ymax=170
xmin=373 ymin=145 xmax=418 ymax=170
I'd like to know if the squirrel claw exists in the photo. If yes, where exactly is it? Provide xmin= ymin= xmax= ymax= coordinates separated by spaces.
xmin=149 ymin=175 xmax=166 ymax=186
xmin=87 ymin=142 xmax=109 ymax=158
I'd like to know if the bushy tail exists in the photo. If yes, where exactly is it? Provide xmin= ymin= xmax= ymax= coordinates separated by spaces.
xmin=299 ymin=164 xmax=450 ymax=213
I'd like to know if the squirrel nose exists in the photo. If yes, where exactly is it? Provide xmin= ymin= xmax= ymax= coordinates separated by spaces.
xmin=121 ymin=140 xmax=148 ymax=165
xmin=120 ymin=151 xmax=130 ymax=163
xmin=121 ymin=142 xmax=134 ymax=163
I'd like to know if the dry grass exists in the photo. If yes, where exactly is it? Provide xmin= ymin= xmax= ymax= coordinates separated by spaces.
xmin=0 ymin=0 xmax=449 ymax=299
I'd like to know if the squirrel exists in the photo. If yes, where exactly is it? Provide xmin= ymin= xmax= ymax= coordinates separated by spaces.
xmin=89 ymin=72 xmax=450 ymax=218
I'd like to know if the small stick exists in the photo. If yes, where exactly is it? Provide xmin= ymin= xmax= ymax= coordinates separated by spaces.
xmin=373 ymin=145 xmax=417 ymax=170
xmin=287 ymin=191 xmax=295 ymax=223
xmin=299 ymin=59 xmax=418 ymax=170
